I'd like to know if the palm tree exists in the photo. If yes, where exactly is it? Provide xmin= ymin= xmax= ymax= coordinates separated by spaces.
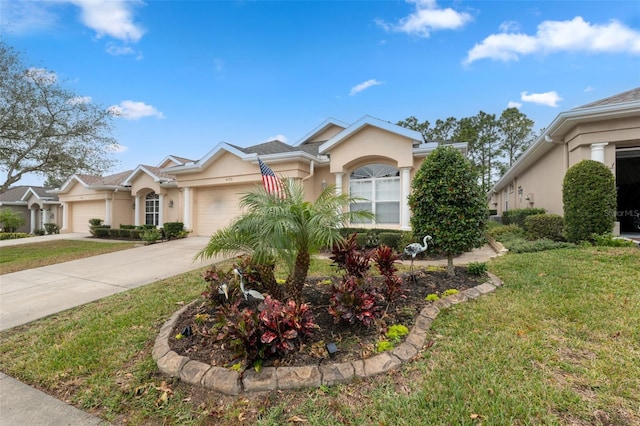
xmin=196 ymin=178 xmax=373 ymax=302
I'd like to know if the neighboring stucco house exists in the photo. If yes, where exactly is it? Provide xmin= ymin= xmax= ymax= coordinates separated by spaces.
xmin=0 ymin=186 xmax=62 ymax=233
xmin=51 ymin=115 xmax=466 ymax=235
xmin=489 ymin=87 xmax=640 ymax=234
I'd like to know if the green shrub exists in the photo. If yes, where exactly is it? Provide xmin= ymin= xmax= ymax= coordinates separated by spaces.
xmin=0 ymin=232 xmax=31 ymax=240
xmin=119 ymin=229 xmax=131 ymax=239
xmin=589 ymin=233 xmax=636 ymax=247
xmin=467 ymin=262 xmax=488 ymax=276
xmin=524 ymin=214 xmax=565 ymax=241
xmin=88 ymin=218 xmax=103 ymax=226
xmin=129 ymin=229 xmax=143 ymax=240
xmin=376 ymin=340 xmax=395 ymax=352
xmin=378 ymin=232 xmax=402 ymax=251
xmin=108 ymin=229 xmax=121 ymax=238
xmin=563 ymin=160 xmax=616 ymax=243
xmin=163 ymin=221 xmax=185 ymax=239
xmin=120 ymin=224 xmax=135 ymax=230
xmin=44 ymin=223 xmax=59 ymax=234
xmin=354 ymin=233 xmax=368 ymax=248
xmin=487 ymin=224 xmax=525 ymax=241
xmin=502 ymin=208 xmax=546 ymax=228
xmin=506 ymin=238 xmax=575 ymax=253
xmin=141 ymin=228 xmax=160 ymax=243
xmin=0 ymin=209 xmax=26 ymax=232
xmin=33 ymin=228 xmax=45 ymax=236
xmin=93 ymin=227 xmax=110 ymax=238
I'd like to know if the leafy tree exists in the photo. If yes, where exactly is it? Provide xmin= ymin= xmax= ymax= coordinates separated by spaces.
xmin=428 ymin=117 xmax=458 ymax=142
xmin=396 ymin=116 xmax=430 ymax=142
xmin=563 ymin=160 xmax=616 ymax=243
xmin=196 ymin=179 xmax=373 ymax=302
xmin=0 ymin=42 xmax=118 ymax=194
xmin=467 ymin=111 xmax=501 ymax=193
xmin=409 ymin=145 xmax=488 ymax=276
xmin=498 ymin=108 xmax=535 ymax=173
xmin=0 ymin=208 xmax=25 ymax=232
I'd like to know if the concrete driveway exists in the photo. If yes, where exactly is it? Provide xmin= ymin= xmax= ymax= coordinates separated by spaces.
xmin=0 ymin=234 xmax=214 ymax=331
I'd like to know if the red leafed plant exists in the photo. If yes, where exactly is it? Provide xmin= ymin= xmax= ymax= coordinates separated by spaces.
xmin=328 ymin=275 xmax=382 ymax=328
xmin=330 ymin=233 xmax=371 ymax=278
xmin=213 ymin=300 xmax=262 ymax=362
xmin=259 ymin=296 xmax=317 ymax=357
xmin=373 ymin=244 xmax=405 ymax=302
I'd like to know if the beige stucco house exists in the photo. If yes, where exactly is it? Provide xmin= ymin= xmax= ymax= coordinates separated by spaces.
xmin=51 ymin=116 xmax=467 ymax=236
xmin=0 ymin=186 xmax=62 ymax=233
xmin=489 ymin=88 xmax=640 ymax=234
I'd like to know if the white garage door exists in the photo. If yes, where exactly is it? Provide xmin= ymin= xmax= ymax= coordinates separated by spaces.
xmin=195 ymin=186 xmax=250 ymax=236
xmin=71 ymin=200 xmax=104 ymax=233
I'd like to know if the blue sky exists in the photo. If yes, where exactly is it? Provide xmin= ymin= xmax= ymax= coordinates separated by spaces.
xmin=2 ymin=0 xmax=639 ymax=186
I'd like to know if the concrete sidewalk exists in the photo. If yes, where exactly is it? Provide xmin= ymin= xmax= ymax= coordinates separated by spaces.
xmin=0 ymin=234 xmax=214 ymax=425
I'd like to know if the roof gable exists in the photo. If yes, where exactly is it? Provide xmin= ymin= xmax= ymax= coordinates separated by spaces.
xmin=294 ymin=118 xmax=349 ymax=146
xmin=123 ymin=165 xmax=176 ymax=186
xmin=319 ymin=115 xmax=423 ymax=154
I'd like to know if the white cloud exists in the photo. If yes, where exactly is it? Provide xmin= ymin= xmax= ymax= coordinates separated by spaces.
xmin=520 ymin=91 xmax=562 ymax=107
xmin=350 ymin=79 xmax=383 ymax=96
xmin=106 ymin=42 xmax=143 ymax=59
xmin=507 ymin=101 xmax=522 ymax=109
xmin=107 ymin=143 xmax=128 ymax=153
xmin=25 ymin=68 xmax=58 ymax=84
xmin=68 ymin=96 xmax=92 ymax=105
xmin=264 ymin=134 xmax=288 ymax=143
xmin=108 ymin=101 xmax=165 ymax=120
xmin=465 ymin=17 xmax=640 ymax=64
xmin=499 ymin=20 xmax=520 ymax=33
xmin=376 ymin=0 xmax=472 ymax=38
xmin=584 ymin=86 xmax=595 ymax=92
xmin=68 ymin=0 xmax=145 ymax=43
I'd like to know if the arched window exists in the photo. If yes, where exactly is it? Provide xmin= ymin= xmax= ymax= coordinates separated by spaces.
xmin=145 ymin=192 xmax=160 ymax=226
xmin=349 ymin=164 xmax=400 ymax=224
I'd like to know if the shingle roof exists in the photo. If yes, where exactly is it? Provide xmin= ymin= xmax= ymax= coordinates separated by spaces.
xmin=138 ymin=165 xmax=176 ymax=181
xmin=0 ymin=185 xmax=58 ymax=202
xmin=576 ymin=87 xmax=640 ymax=109
xmin=230 ymin=139 xmax=322 ymax=157
xmin=75 ymin=170 xmax=133 ymax=186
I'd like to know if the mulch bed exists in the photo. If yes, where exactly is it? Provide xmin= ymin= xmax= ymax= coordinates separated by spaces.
xmin=169 ymin=267 xmax=485 ymax=369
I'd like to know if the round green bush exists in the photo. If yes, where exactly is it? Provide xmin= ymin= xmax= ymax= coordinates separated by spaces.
xmin=524 ymin=214 xmax=565 ymax=241
xmin=562 ymin=160 xmax=616 ymax=243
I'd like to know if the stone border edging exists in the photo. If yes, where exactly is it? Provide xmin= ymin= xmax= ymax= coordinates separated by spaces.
xmin=153 ymin=272 xmax=503 ymax=395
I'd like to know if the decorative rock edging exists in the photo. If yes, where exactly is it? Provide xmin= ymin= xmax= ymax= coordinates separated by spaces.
xmin=153 ymin=273 xmax=503 ymax=395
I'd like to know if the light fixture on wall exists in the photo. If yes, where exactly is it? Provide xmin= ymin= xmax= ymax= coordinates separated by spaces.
xmin=168 ymin=200 xmax=174 ymax=208
xmin=321 ymin=179 xmax=327 ymax=189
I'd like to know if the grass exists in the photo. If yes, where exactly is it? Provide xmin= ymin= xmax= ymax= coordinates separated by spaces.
xmin=0 ymin=239 xmax=138 ymax=274
xmin=0 ymin=246 xmax=639 ymax=425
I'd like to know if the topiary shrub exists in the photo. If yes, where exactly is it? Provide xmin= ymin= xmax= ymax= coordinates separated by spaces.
xmin=378 ymin=232 xmax=403 ymax=252
xmin=502 ymin=208 xmax=546 ymax=228
xmin=563 ymin=160 xmax=616 ymax=243
xmin=524 ymin=214 xmax=565 ymax=241
xmin=44 ymin=223 xmax=59 ymax=234
xmin=162 ymin=221 xmax=185 ymax=239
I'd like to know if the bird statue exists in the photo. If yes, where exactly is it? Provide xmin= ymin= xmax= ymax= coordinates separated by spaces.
xmin=217 ymin=283 xmax=229 ymax=301
xmin=233 ymin=268 xmax=265 ymax=303
xmin=404 ymin=235 xmax=433 ymax=272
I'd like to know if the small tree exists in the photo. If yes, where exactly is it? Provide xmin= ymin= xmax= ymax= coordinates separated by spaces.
xmin=0 ymin=209 xmax=26 ymax=232
xmin=563 ymin=160 xmax=616 ymax=243
xmin=0 ymin=42 xmax=118 ymax=194
xmin=409 ymin=145 xmax=488 ymax=276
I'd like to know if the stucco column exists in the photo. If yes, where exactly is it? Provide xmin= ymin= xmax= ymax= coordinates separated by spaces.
xmin=30 ymin=208 xmax=36 ymax=233
xmin=591 ymin=143 xmax=608 ymax=163
xmin=61 ymin=203 xmax=67 ymax=232
xmin=400 ymin=167 xmax=411 ymax=231
xmin=105 ymin=198 xmax=112 ymax=226
xmin=183 ymin=187 xmax=191 ymax=230
xmin=334 ymin=173 xmax=343 ymax=196
xmin=134 ymin=196 xmax=141 ymax=226
xmin=158 ymin=193 xmax=165 ymax=227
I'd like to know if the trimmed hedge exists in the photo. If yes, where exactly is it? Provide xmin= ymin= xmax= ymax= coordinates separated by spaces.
xmin=525 ymin=214 xmax=565 ymax=241
xmin=502 ymin=208 xmax=546 ymax=228
xmin=563 ymin=160 xmax=616 ymax=243
xmin=0 ymin=232 xmax=31 ymax=240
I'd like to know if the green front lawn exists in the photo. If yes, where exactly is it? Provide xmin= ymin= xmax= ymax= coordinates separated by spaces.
xmin=0 ymin=240 xmax=138 ymax=274
xmin=0 ymin=246 xmax=638 ymax=425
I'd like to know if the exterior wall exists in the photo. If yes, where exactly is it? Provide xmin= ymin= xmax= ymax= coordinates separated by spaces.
xmin=328 ymin=127 xmax=414 ymax=174
xmin=112 ymin=191 xmax=134 ymax=227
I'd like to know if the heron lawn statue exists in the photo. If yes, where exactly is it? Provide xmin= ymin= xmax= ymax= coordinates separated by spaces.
xmin=404 ymin=235 xmax=433 ymax=273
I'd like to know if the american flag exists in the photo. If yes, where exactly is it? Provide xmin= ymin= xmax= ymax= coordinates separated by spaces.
xmin=258 ymin=158 xmax=285 ymax=197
